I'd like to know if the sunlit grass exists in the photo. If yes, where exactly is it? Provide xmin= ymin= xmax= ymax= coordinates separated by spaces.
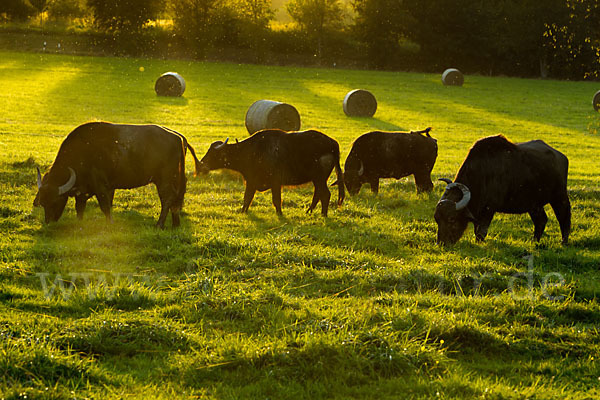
xmin=0 ymin=50 xmax=599 ymax=398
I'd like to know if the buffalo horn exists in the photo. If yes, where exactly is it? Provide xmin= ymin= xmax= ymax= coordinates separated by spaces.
xmin=58 ymin=167 xmax=76 ymax=195
xmin=214 ymin=137 xmax=229 ymax=150
xmin=446 ymin=182 xmax=471 ymax=211
xmin=36 ymin=167 xmax=42 ymax=189
xmin=357 ymin=160 xmax=364 ymax=176
xmin=438 ymin=178 xmax=452 ymax=185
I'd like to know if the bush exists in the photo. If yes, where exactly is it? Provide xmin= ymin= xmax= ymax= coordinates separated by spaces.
xmin=171 ymin=0 xmax=242 ymax=59
xmin=87 ymin=0 xmax=163 ymax=34
xmin=48 ymin=0 xmax=88 ymax=21
xmin=0 ymin=0 xmax=36 ymax=21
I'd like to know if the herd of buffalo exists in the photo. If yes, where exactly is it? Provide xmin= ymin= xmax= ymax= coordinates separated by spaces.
xmin=33 ymin=121 xmax=571 ymax=246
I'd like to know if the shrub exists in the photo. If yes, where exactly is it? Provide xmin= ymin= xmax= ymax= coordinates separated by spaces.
xmin=87 ymin=0 xmax=163 ymax=34
xmin=0 ymin=0 xmax=36 ymax=21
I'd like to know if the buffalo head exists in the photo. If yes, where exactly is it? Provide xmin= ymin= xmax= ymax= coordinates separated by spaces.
xmin=434 ymin=179 xmax=474 ymax=245
xmin=34 ymin=167 xmax=76 ymax=223
xmin=199 ymin=138 xmax=229 ymax=174
xmin=344 ymin=158 xmax=364 ymax=195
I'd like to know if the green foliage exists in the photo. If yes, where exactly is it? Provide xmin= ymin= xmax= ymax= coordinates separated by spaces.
xmin=170 ymin=0 xmax=239 ymax=58
xmin=86 ymin=0 xmax=163 ymax=34
xmin=0 ymin=0 xmax=36 ymax=21
xmin=3 ymin=0 xmax=600 ymax=79
xmin=1 ymin=50 xmax=600 ymax=398
xmin=234 ymin=0 xmax=275 ymax=28
xmin=287 ymin=0 xmax=344 ymax=58
xmin=544 ymin=0 xmax=600 ymax=79
xmin=402 ymin=0 xmax=600 ymax=79
xmin=47 ymin=0 xmax=88 ymax=21
xmin=351 ymin=0 xmax=411 ymax=69
xmin=287 ymin=0 xmax=344 ymax=34
xmin=29 ymin=0 xmax=49 ymax=14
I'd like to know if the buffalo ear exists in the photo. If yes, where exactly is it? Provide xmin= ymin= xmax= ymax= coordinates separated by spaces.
xmin=36 ymin=167 xmax=42 ymax=189
xmin=463 ymin=208 xmax=477 ymax=223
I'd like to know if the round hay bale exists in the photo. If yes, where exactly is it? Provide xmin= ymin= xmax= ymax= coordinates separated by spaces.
xmin=343 ymin=89 xmax=377 ymax=117
xmin=442 ymin=68 xmax=464 ymax=86
xmin=593 ymin=90 xmax=600 ymax=111
xmin=155 ymin=72 xmax=186 ymax=97
xmin=245 ymin=100 xmax=301 ymax=135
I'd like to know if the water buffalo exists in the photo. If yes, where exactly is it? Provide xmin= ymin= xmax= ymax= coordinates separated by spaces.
xmin=344 ymin=127 xmax=437 ymax=195
xmin=435 ymin=135 xmax=571 ymax=245
xmin=199 ymin=129 xmax=345 ymax=216
xmin=34 ymin=122 xmax=201 ymax=228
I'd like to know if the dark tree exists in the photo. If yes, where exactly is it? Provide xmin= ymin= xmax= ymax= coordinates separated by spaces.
xmin=47 ymin=0 xmax=87 ymax=20
xmin=29 ymin=0 xmax=49 ymax=13
xmin=171 ymin=0 xmax=238 ymax=58
xmin=0 ymin=0 xmax=36 ymax=21
xmin=87 ymin=0 xmax=162 ymax=33
xmin=352 ymin=0 xmax=410 ymax=69
xmin=403 ymin=0 xmax=497 ymax=73
xmin=235 ymin=0 xmax=274 ymax=28
xmin=287 ymin=0 xmax=344 ymax=58
xmin=485 ymin=0 xmax=567 ymax=77
xmin=543 ymin=0 xmax=600 ymax=79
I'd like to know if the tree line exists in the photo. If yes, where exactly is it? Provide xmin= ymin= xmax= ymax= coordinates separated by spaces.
xmin=1 ymin=0 xmax=599 ymax=80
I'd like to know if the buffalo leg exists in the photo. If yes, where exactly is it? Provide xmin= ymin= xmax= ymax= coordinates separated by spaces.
xmin=550 ymin=197 xmax=571 ymax=245
xmin=241 ymin=184 xmax=256 ymax=213
xmin=91 ymin=171 xmax=113 ymax=222
xmin=170 ymin=173 xmax=186 ymax=228
xmin=474 ymin=211 xmax=494 ymax=241
xmin=414 ymin=171 xmax=434 ymax=193
xmin=75 ymin=195 xmax=88 ymax=220
xmin=156 ymin=204 xmax=169 ymax=229
xmin=170 ymin=200 xmax=182 ymax=228
xmin=529 ymin=207 xmax=548 ymax=242
xmin=369 ymin=179 xmax=379 ymax=194
xmin=96 ymin=191 xmax=113 ymax=222
xmin=156 ymin=184 xmax=177 ymax=229
xmin=315 ymin=180 xmax=331 ymax=217
xmin=171 ymin=210 xmax=180 ymax=228
xmin=271 ymin=185 xmax=283 ymax=215
xmin=307 ymin=183 xmax=320 ymax=214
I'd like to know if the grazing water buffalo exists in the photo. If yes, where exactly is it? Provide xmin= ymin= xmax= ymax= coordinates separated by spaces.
xmin=34 ymin=122 xmax=201 ymax=228
xmin=343 ymin=127 xmax=437 ymax=195
xmin=199 ymin=129 xmax=345 ymax=216
xmin=435 ymin=135 xmax=571 ymax=245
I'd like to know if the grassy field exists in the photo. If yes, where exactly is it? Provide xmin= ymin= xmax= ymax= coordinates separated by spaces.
xmin=0 ymin=49 xmax=599 ymax=399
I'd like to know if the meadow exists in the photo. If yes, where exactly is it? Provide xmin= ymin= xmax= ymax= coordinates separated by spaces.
xmin=0 ymin=49 xmax=599 ymax=399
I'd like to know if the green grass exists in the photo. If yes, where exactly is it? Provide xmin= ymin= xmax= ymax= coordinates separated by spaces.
xmin=1 ymin=49 xmax=600 ymax=399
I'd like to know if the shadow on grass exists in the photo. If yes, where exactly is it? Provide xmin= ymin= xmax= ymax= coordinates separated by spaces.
xmin=345 ymin=116 xmax=404 ymax=132
xmin=0 ymin=157 xmax=47 ymax=187
xmin=155 ymin=95 xmax=189 ymax=107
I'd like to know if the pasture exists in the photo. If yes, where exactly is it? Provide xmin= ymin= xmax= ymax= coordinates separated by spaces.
xmin=0 ymin=50 xmax=599 ymax=399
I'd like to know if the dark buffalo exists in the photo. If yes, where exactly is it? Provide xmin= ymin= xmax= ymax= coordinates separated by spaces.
xmin=199 ymin=129 xmax=345 ymax=216
xmin=435 ymin=135 xmax=571 ymax=245
xmin=344 ymin=127 xmax=437 ymax=195
xmin=34 ymin=122 xmax=201 ymax=228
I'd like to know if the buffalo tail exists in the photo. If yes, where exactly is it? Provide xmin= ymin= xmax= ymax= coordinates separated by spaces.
xmin=334 ymin=154 xmax=345 ymax=206
xmin=186 ymin=142 xmax=202 ymax=177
